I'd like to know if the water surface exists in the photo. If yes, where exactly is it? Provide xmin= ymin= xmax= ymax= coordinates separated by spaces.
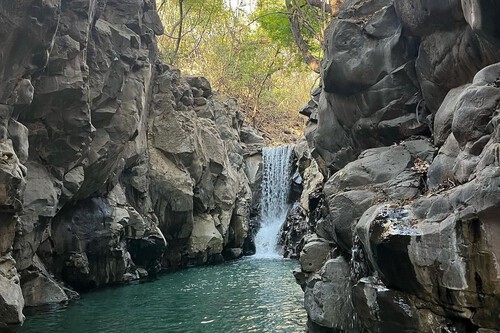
xmin=20 ymin=258 xmax=305 ymax=333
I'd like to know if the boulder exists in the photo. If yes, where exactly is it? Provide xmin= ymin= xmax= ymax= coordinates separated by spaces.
xmin=280 ymin=204 xmax=309 ymax=260
xmin=187 ymin=214 xmax=224 ymax=263
xmin=352 ymin=277 xmax=450 ymax=333
xmin=299 ymin=237 xmax=332 ymax=273
xmin=462 ymin=0 xmax=500 ymax=44
xmin=0 ymin=256 xmax=24 ymax=327
xmin=433 ymin=85 xmax=470 ymax=147
xmin=304 ymin=257 xmax=358 ymax=331
xmin=312 ymin=0 xmax=425 ymax=171
xmin=20 ymin=256 xmax=70 ymax=307
xmin=416 ymin=23 xmax=500 ymax=113
xmin=394 ymin=0 xmax=464 ymax=37
xmin=318 ymin=189 xmax=378 ymax=252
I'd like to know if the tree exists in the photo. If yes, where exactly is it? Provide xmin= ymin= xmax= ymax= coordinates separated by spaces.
xmin=157 ymin=0 xmax=226 ymax=65
xmin=156 ymin=0 xmax=316 ymax=143
xmin=252 ymin=0 xmax=343 ymax=73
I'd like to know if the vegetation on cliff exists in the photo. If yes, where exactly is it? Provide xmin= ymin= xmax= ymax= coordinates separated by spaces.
xmin=156 ymin=0 xmax=340 ymax=144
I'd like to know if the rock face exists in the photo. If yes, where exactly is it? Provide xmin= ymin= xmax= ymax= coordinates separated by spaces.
xmin=297 ymin=0 xmax=500 ymax=332
xmin=0 ymin=0 xmax=263 ymax=327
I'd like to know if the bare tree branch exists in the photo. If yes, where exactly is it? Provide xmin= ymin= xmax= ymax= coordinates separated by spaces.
xmin=252 ymin=47 xmax=282 ymax=122
xmin=172 ymin=0 xmax=184 ymax=64
xmin=186 ymin=1 xmax=218 ymax=58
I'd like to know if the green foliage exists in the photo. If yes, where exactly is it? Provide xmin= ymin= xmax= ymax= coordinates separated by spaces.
xmin=156 ymin=0 xmax=317 ymax=144
xmin=252 ymin=0 xmax=293 ymax=47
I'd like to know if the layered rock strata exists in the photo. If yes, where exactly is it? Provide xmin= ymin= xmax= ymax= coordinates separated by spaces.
xmin=294 ymin=0 xmax=500 ymax=332
xmin=0 ymin=0 xmax=263 ymax=329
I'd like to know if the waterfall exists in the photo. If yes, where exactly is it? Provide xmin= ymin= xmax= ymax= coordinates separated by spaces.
xmin=254 ymin=145 xmax=294 ymax=258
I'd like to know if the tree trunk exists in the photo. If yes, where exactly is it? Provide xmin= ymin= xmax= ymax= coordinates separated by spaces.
xmin=172 ymin=0 xmax=184 ymax=64
xmin=285 ymin=0 xmax=321 ymax=73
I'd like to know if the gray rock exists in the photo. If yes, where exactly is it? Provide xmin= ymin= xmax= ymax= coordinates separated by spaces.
xmin=299 ymin=237 xmax=331 ymax=273
xmin=427 ymin=134 xmax=460 ymax=188
xmin=304 ymin=257 xmax=357 ymax=331
xmin=319 ymin=189 xmax=378 ymax=251
xmin=20 ymin=256 xmax=69 ymax=307
xmin=327 ymin=140 xmax=433 ymax=192
xmin=0 ymin=256 xmax=24 ymax=327
xmin=451 ymin=64 xmax=500 ymax=149
xmin=462 ymin=0 xmax=500 ymax=44
xmin=240 ymin=126 xmax=265 ymax=146
xmin=188 ymin=214 xmax=223 ymax=261
xmin=299 ymin=160 xmax=324 ymax=215
xmin=310 ymin=1 xmax=426 ymax=172
xmin=416 ymin=24 xmax=500 ymax=113
xmin=394 ymin=0 xmax=463 ymax=36
xmin=352 ymin=277 xmax=447 ymax=333
xmin=222 ymin=248 xmax=242 ymax=260
xmin=433 ymin=85 xmax=469 ymax=147
xmin=298 ymin=0 xmax=500 ymax=330
xmin=323 ymin=3 xmax=406 ymax=95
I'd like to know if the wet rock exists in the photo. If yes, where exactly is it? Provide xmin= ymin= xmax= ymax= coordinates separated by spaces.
xmin=299 ymin=159 xmax=324 ymax=215
xmin=222 ymin=248 xmax=242 ymax=260
xmin=45 ymin=197 xmax=129 ymax=290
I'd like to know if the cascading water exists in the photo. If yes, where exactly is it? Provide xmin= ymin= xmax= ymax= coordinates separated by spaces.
xmin=254 ymin=145 xmax=294 ymax=258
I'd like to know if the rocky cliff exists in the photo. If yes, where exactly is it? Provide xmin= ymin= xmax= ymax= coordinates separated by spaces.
xmin=0 ymin=0 xmax=263 ymax=329
xmin=295 ymin=0 xmax=500 ymax=332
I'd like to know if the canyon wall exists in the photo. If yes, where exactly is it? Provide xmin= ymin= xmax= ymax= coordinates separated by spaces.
xmin=0 ymin=0 xmax=263 ymax=329
xmin=295 ymin=0 xmax=500 ymax=332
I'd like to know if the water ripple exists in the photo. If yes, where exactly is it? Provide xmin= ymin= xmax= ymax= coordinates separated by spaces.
xmin=20 ymin=257 xmax=306 ymax=333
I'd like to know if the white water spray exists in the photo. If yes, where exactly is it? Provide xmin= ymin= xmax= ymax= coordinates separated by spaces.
xmin=254 ymin=145 xmax=294 ymax=258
